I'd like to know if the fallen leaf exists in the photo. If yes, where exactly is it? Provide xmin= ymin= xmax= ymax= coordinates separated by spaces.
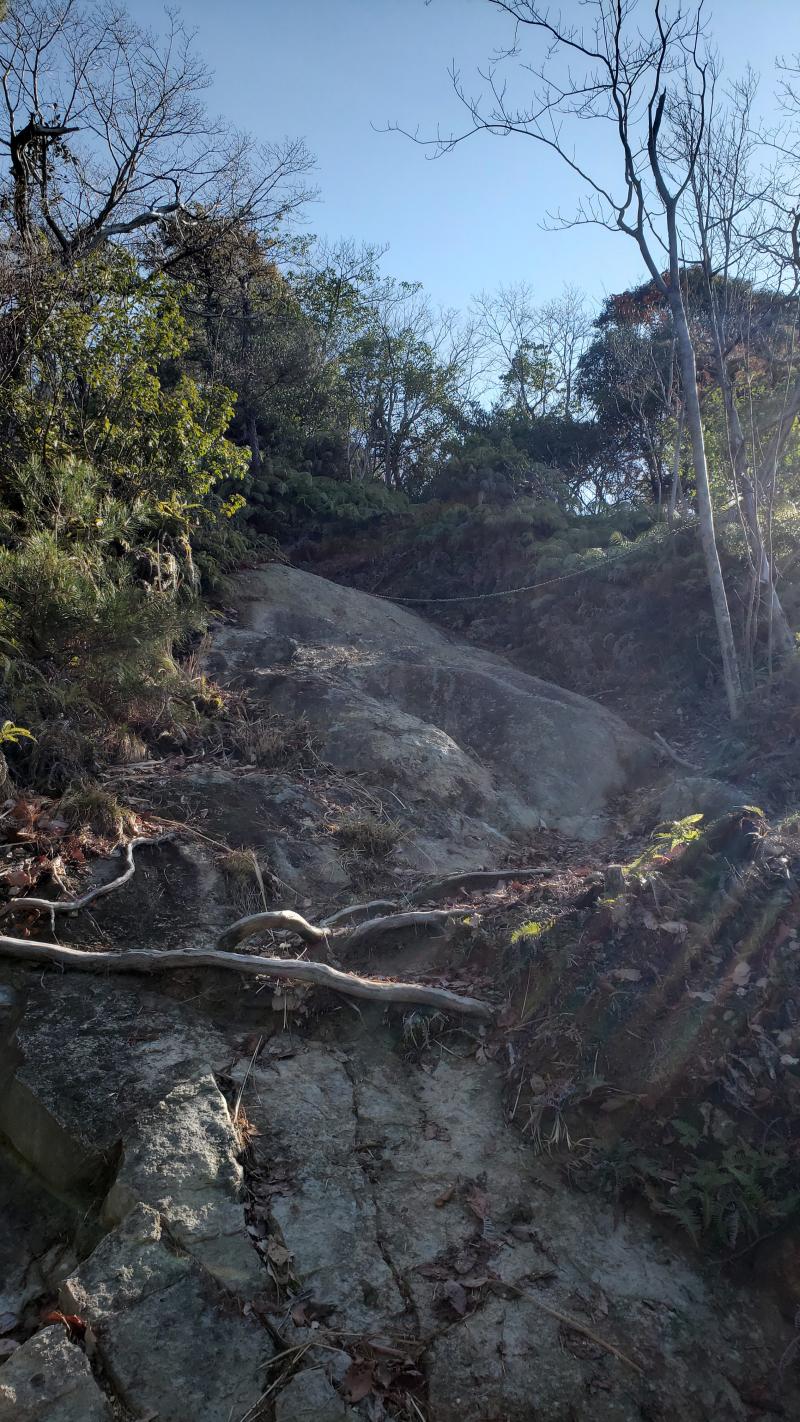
xmin=434 ymin=1184 xmax=455 ymax=1208
xmin=732 ymin=962 xmax=751 ymax=987
xmin=442 ymin=1279 xmax=468 ymax=1316
xmin=466 ymin=1185 xmax=490 ymax=1221
xmin=417 ymin=1262 xmax=451 ymax=1280
xmin=342 ymin=1360 xmax=375 ymax=1403
xmin=266 ymin=1240 xmax=292 ymax=1268
xmin=2 ymin=867 xmax=32 ymax=888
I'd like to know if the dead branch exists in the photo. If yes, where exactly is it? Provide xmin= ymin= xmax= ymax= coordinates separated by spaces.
xmin=321 ymin=899 xmax=400 ymax=929
xmin=217 ymin=910 xmax=328 ymax=951
xmin=409 ymin=868 xmax=556 ymax=905
xmin=498 ymin=1282 xmax=643 ymax=1376
xmin=653 ymin=731 xmax=702 ymax=773
xmin=0 ymin=937 xmax=495 ymax=1020
xmin=344 ymin=909 xmax=466 ymax=950
xmin=0 ymin=835 xmax=175 ymax=931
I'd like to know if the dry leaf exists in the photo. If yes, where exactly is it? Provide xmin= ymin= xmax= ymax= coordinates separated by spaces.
xmin=466 ymin=1185 xmax=490 ymax=1221
xmin=442 ymin=1279 xmax=468 ymax=1316
xmin=266 ymin=1239 xmax=291 ymax=1267
xmin=434 ymin=1184 xmax=455 ymax=1208
xmin=342 ymin=1360 xmax=375 ymax=1403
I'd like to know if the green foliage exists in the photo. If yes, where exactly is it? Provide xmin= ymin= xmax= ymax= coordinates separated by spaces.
xmin=583 ymin=1137 xmax=800 ymax=1251
xmin=510 ymin=918 xmax=554 ymax=944
xmin=4 ymin=251 xmax=247 ymax=510
xmin=652 ymin=813 xmax=705 ymax=853
xmin=0 ymin=720 xmax=33 ymax=746
xmin=244 ymin=466 xmax=408 ymax=537
xmin=654 ymin=1143 xmax=800 ymax=1250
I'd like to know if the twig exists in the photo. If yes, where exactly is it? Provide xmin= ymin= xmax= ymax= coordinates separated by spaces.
xmin=653 ymin=731 xmax=702 ymax=773
xmin=0 ymin=936 xmax=495 ymax=1019
xmin=500 ymin=1282 xmax=643 ymax=1375
xmin=218 ymin=910 xmax=328 ymax=950
xmin=408 ymin=868 xmax=556 ymax=905
xmin=0 ymin=835 xmax=175 ymax=927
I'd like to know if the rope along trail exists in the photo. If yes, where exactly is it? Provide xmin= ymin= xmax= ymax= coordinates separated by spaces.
xmin=366 ymin=517 xmax=700 ymax=605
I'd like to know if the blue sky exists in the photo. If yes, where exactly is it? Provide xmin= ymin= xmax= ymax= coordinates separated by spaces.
xmin=139 ymin=0 xmax=794 ymax=313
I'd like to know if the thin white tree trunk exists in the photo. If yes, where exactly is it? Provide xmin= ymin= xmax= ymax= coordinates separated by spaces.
xmin=667 ymin=399 xmax=685 ymax=527
xmin=671 ymin=297 xmax=743 ymax=719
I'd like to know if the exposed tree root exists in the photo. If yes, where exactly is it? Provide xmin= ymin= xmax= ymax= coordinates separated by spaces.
xmin=344 ymin=908 xmax=467 ymax=950
xmin=321 ymin=899 xmax=399 ymax=929
xmin=408 ymin=867 xmax=556 ymax=905
xmin=217 ymin=910 xmax=329 ymax=950
xmin=0 ymin=834 xmax=175 ymax=931
xmin=0 ymin=936 xmax=495 ymax=1019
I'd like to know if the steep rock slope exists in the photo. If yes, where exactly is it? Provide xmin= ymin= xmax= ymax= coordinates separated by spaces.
xmin=210 ymin=564 xmax=656 ymax=851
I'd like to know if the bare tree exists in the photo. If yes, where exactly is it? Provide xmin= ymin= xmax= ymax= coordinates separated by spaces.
xmin=0 ymin=0 xmax=313 ymax=263
xmin=473 ymin=281 xmax=589 ymax=416
xmin=683 ymin=71 xmax=795 ymax=665
xmin=397 ymin=0 xmax=744 ymax=717
xmin=539 ymin=286 xmax=592 ymax=416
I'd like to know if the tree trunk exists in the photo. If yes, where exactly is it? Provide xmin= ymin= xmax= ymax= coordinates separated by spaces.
xmin=247 ymin=408 xmax=261 ymax=476
xmin=670 ymin=295 xmax=743 ymax=720
xmin=667 ymin=399 xmax=685 ymax=527
xmin=739 ymin=473 xmax=795 ymax=658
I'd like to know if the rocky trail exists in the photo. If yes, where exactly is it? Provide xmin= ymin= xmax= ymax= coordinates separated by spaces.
xmin=0 ymin=565 xmax=797 ymax=1421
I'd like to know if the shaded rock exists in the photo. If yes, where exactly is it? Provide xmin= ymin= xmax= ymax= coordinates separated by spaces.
xmin=0 ymin=977 xmax=230 ymax=1192
xmin=61 ymin=1204 xmax=189 ymax=1319
xmin=650 ymin=774 xmax=747 ymax=825
xmin=103 ymin=1074 xmax=263 ymax=1296
xmin=96 ymin=1272 xmax=267 ymax=1422
xmin=244 ymin=1045 xmax=406 ymax=1331
xmin=275 ymin=1366 xmax=358 ymax=1422
xmin=0 ymin=1325 xmax=112 ymax=1422
xmin=239 ymin=1025 xmax=800 ymax=1421
xmin=0 ymin=1146 xmax=85 ymax=1331
xmin=61 ymin=1204 xmax=271 ymax=1422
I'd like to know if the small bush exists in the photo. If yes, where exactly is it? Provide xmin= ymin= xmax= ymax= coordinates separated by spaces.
xmin=333 ymin=813 xmax=400 ymax=858
xmin=59 ymin=784 xmax=136 ymax=840
xmin=218 ymin=849 xmax=268 ymax=916
xmin=227 ymin=714 xmax=317 ymax=769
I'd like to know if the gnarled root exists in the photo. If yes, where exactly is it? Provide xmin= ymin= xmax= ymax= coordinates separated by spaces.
xmin=0 ymin=936 xmax=495 ymax=1020
xmin=0 ymin=834 xmax=176 ymax=931
xmin=218 ymin=910 xmax=328 ymax=951
xmin=344 ymin=909 xmax=467 ymax=951
xmin=321 ymin=899 xmax=399 ymax=929
xmin=409 ymin=867 xmax=555 ymax=905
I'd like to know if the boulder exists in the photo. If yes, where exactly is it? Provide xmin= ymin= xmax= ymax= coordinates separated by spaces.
xmin=209 ymin=565 xmax=656 ymax=849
